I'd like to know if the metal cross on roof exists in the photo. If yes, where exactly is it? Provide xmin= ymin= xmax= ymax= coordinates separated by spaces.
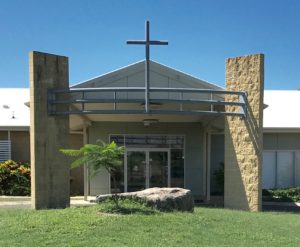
xmin=127 ymin=20 xmax=168 ymax=113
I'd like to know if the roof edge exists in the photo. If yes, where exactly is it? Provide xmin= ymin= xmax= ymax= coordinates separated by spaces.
xmin=0 ymin=126 xmax=29 ymax=131
xmin=71 ymin=59 xmax=224 ymax=90
xmin=263 ymin=127 xmax=300 ymax=133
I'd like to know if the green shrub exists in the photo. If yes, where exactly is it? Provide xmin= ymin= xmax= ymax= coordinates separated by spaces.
xmin=262 ymin=187 xmax=300 ymax=202
xmin=0 ymin=160 xmax=31 ymax=196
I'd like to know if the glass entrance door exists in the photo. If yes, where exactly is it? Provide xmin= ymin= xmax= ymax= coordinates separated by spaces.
xmin=149 ymin=151 xmax=169 ymax=188
xmin=125 ymin=148 xmax=170 ymax=192
xmin=127 ymin=151 xmax=146 ymax=192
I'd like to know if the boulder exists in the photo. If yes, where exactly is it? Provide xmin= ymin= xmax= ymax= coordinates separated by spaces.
xmin=94 ymin=187 xmax=194 ymax=212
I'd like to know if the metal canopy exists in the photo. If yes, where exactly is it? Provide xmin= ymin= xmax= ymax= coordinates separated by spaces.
xmin=48 ymin=21 xmax=248 ymax=119
xmin=48 ymin=87 xmax=248 ymax=118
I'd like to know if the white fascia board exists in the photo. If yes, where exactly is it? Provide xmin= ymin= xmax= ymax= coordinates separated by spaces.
xmin=0 ymin=126 xmax=29 ymax=131
xmin=263 ymin=127 xmax=300 ymax=133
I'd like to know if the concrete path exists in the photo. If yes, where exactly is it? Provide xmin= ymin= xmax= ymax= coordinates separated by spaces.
xmin=2 ymin=196 xmax=300 ymax=212
xmin=0 ymin=196 xmax=96 ymax=209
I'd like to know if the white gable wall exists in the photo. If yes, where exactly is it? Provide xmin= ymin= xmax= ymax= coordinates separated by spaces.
xmin=72 ymin=60 xmax=222 ymax=90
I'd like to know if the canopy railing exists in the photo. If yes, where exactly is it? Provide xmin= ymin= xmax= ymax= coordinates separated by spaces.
xmin=48 ymin=87 xmax=248 ymax=118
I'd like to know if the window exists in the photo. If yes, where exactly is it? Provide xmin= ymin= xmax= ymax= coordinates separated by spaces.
xmin=0 ymin=140 xmax=11 ymax=162
xmin=263 ymin=150 xmax=300 ymax=189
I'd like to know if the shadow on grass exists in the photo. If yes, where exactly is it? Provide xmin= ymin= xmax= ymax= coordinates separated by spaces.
xmin=97 ymin=199 xmax=159 ymax=215
xmin=101 ymin=206 xmax=158 ymax=215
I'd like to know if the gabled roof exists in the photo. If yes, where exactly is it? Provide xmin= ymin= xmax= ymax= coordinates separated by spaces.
xmin=263 ymin=90 xmax=300 ymax=132
xmin=72 ymin=60 xmax=223 ymax=90
xmin=0 ymin=88 xmax=30 ymax=130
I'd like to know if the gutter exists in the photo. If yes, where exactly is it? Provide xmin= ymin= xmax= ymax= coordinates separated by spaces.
xmin=0 ymin=126 xmax=30 ymax=131
xmin=263 ymin=128 xmax=300 ymax=133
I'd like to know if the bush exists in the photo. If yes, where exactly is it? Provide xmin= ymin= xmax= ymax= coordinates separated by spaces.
xmin=0 ymin=160 xmax=31 ymax=196
xmin=262 ymin=187 xmax=300 ymax=202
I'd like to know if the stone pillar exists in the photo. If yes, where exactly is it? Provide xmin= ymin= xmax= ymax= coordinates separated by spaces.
xmin=29 ymin=51 xmax=70 ymax=209
xmin=224 ymin=54 xmax=264 ymax=211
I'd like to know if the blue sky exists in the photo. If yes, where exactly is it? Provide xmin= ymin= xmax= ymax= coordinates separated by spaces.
xmin=0 ymin=0 xmax=300 ymax=89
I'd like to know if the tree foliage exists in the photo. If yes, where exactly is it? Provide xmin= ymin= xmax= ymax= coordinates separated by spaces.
xmin=60 ymin=140 xmax=124 ymax=178
xmin=61 ymin=140 xmax=124 ymax=206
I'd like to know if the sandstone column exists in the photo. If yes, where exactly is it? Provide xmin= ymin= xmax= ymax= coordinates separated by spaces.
xmin=30 ymin=51 xmax=70 ymax=209
xmin=224 ymin=54 xmax=264 ymax=211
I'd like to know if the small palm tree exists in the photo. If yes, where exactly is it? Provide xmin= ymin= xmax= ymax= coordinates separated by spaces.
xmin=60 ymin=140 xmax=124 ymax=205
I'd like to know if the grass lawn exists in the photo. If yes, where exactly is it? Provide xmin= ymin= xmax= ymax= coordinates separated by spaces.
xmin=1 ymin=201 xmax=300 ymax=247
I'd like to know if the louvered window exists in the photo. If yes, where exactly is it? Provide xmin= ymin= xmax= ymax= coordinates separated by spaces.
xmin=0 ymin=140 xmax=11 ymax=162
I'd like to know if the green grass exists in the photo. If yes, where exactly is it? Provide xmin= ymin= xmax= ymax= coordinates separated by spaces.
xmin=1 ymin=202 xmax=300 ymax=247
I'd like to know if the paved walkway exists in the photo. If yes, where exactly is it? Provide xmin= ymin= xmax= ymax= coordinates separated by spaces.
xmin=0 ymin=196 xmax=96 ymax=209
xmin=1 ymin=196 xmax=300 ymax=212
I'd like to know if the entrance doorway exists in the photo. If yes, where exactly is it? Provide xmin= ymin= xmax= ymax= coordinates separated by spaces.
xmin=125 ymin=148 xmax=171 ymax=192
xmin=109 ymin=134 xmax=185 ymax=193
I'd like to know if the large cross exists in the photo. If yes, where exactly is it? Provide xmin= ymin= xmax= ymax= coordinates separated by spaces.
xmin=127 ymin=20 xmax=168 ymax=113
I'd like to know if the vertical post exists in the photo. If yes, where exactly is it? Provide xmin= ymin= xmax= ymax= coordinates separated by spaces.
xmin=167 ymin=150 xmax=171 ymax=187
xmin=113 ymin=91 xmax=117 ymax=111
xmin=293 ymin=151 xmax=296 ymax=187
xmin=275 ymin=151 xmax=278 ymax=188
xmin=210 ymin=93 xmax=213 ymax=112
xmin=145 ymin=20 xmax=150 ymax=113
xmin=82 ymin=91 xmax=85 ymax=112
xmin=124 ymin=149 xmax=128 ymax=192
xmin=202 ymin=128 xmax=207 ymax=201
xmin=180 ymin=92 xmax=183 ymax=111
xmin=206 ymin=132 xmax=211 ymax=203
xmin=7 ymin=130 xmax=11 ymax=160
xmin=83 ymin=124 xmax=88 ymax=201
xmin=146 ymin=151 xmax=150 ymax=188
xmin=30 ymin=51 xmax=70 ymax=209
xmin=224 ymin=54 xmax=264 ymax=211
